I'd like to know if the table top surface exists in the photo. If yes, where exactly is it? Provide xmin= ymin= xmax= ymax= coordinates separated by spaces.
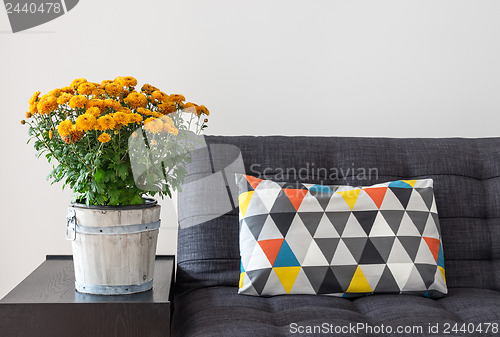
xmin=0 ymin=255 xmax=174 ymax=304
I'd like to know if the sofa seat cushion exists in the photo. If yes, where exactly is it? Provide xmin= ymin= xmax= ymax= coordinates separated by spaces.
xmin=172 ymin=286 xmax=500 ymax=337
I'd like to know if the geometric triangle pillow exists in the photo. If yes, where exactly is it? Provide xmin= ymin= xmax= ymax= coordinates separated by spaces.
xmin=236 ymin=174 xmax=447 ymax=298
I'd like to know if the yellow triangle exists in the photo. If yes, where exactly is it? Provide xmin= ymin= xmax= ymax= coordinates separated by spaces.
xmin=274 ymin=267 xmax=301 ymax=294
xmin=401 ymin=180 xmax=416 ymax=187
xmin=336 ymin=189 xmax=361 ymax=210
xmin=239 ymin=272 xmax=245 ymax=289
xmin=346 ymin=265 xmax=373 ymax=293
xmin=438 ymin=266 xmax=446 ymax=283
xmin=238 ymin=191 xmax=254 ymax=217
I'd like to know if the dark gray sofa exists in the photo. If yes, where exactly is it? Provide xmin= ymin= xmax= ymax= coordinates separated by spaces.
xmin=172 ymin=136 xmax=500 ymax=337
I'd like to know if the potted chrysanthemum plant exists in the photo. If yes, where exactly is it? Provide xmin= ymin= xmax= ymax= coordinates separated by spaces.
xmin=21 ymin=76 xmax=209 ymax=294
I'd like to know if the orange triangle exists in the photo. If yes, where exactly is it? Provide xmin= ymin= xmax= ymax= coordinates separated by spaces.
xmin=283 ymin=189 xmax=308 ymax=211
xmin=258 ymin=239 xmax=284 ymax=266
xmin=423 ymin=237 xmax=440 ymax=263
xmin=363 ymin=187 xmax=388 ymax=209
xmin=244 ymin=175 xmax=263 ymax=189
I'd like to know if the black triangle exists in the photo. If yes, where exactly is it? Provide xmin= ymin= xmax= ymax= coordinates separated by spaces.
xmin=342 ymin=237 xmax=368 ymax=262
xmin=331 ymin=265 xmax=358 ymax=291
xmin=352 ymin=211 xmax=378 ymax=236
xmin=406 ymin=211 xmax=429 ymax=235
xmin=390 ymin=187 xmax=413 ymax=209
xmin=358 ymin=239 xmax=385 ymax=264
xmin=369 ymin=237 xmax=395 ymax=262
xmin=270 ymin=190 xmax=296 ymax=213
xmin=398 ymin=236 xmax=422 ymax=261
xmin=315 ymin=238 xmax=340 ymax=263
xmin=317 ymin=267 xmax=343 ymax=294
xmin=244 ymin=180 xmax=254 ymax=192
xmin=246 ymin=268 xmax=272 ymax=295
xmin=243 ymin=214 xmax=268 ymax=240
xmin=380 ymin=210 xmax=405 ymax=235
xmin=303 ymin=266 xmax=330 ymax=293
xmin=298 ymin=212 xmax=324 ymax=236
xmin=325 ymin=211 xmax=351 ymax=236
xmin=270 ymin=212 xmax=296 ymax=237
xmin=415 ymin=187 xmax=434 ymax=210
xmin=374 ymin=265 xmax=400 ymax=293
xmin=415 ymin=264 xmax=438 ymax=289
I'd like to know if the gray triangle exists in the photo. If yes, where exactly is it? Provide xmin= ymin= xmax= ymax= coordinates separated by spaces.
xmin=246 ymin=268 xmax=272 ymax=295
xmin=331 ymin=265 xmax=357 ymax=292
xmin=310 ymin=192 xmax=332 ymax=210
xmin=398 ymin=236 xmax=422 ymax=261
xmin=415 ymin=187 xmax=434 ymax=210
xmin=369 ymin=237 xmax=396 ymax=262
xmin=298 ymin=212 xmax=325 ymax=236
xmin=244 ymin=214 xmax=269 ymax=240
xmin=315 ymin=238 xmax=340 ymax=263
xmin=270 ymin=190 xmax=296 ymax=213
xmin=342 ymin=238 xmax=368 ymax=262
xmin=431 ymin=213 xmax=441 ymax=233
xmin=380 ymin=210 xmax=405 ymax=234
xmin=65 ymin=0 xmax=80 ymax=12
xmin=374 ymin=266 xmax=401 ymax=293
xmin=406 ymin=211 xmax=429 ymax=235
xmin=302 ymin=266 xmax=330 ymax=293
xmin=415 ymin=264 xmax=438 ymax=289
xmin=325 ymin=211 xmax=351 ymax=236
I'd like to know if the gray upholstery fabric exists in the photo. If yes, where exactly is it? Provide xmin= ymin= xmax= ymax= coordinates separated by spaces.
xmin=173 ymin=136 xmax=500 ymax=336
xmin=173 ymin=287 xmax=500 ymax=337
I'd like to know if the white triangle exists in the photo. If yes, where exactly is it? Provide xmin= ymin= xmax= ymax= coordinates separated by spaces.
xmin=246 ymin=243 xmax=272 ymax=271
xmin=285 ymin=215 xmax=313 ymax=264
xmin=414 ymin=239 xmax=437 ymax=264
xmin=380 ymin=189 xmax=405 ymax=210
xmin=254 ymin=184 xmax=282 ymax=211
xmin=430 ymin=198 xmax=438 ymax=213
xmin=352 ymin=190 xmax=378 ymax=211
xmin=289 ymin=268 xmax=316 ymax=295
xmin=302 ymin=240 xmax=329 ymax=266
xmin=422 ymin=214 xmax=439 ymax=238
xmin=369 ymin=211 xmax=394 ymax=237
xmin=341 ymin=213 xmax=368 ymax=238
xmin=238 ymin=272 xmax=259 ymax=295
xmin=297 ymin=192 xmax=324 ymax=212
xmin=244 ymin=193 xmax=270 ymax=217
xmin=405 ymin=190 xmax=429 ymax=212
xmin=331 ymin=240 xmax=357 ymax=265
xmin=325 ymin=193 xmax=352 ymax=211
xmin=397 ymin=212 xmax=421 ymax=236
xmin=387 ymin=238 xmax=413 ymax=263
xmin=261 ymin=269 xmax=285 ymax=296
xmin=429 ymin=267 xmax=447 ymax=294
xmin=414 ymin=179 xmax=433 ymax=189
xmin=239 ymin=220 xmax=257 ymax=270
xmin=258 ymin=216 xmax=283 ymax=240
xmin=387 ymin=263 xmax=414 ymax=290
xmin=314 ymin=214 xmax=340 ymax=238
xmin=402 ymin=265 xmax=426 ymax=291
xmin=359 ymin=264 xmax=385 ymax=290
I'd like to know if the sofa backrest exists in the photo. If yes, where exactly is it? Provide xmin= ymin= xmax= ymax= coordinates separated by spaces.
xmin=176 ymin=136 xmax=500 ymax=294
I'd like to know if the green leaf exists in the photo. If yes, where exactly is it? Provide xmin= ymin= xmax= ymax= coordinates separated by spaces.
xmin=116 ymin=164 xmax=129 ymax=181
xmin=95 ymin=168 xmax=105 ymax=184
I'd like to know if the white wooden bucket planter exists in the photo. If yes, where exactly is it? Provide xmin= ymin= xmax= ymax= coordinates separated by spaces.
xmin=66 ymin=198 xmax=160 ymax=295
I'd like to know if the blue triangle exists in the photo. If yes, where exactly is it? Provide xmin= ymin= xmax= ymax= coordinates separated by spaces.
xmin=424 ymin=291 xmax=430 ymax=298
xmin=437 ymin=243 xmax=445 ymax=268
xmin=309 ymin=185 xmax=333 ymax=193
xmin=273 ymin=239 xmax=300 ymax=267
xmin=388 ymin=180 xmax=413 ymax=188
xmin=240 ymin=260 xmax=245 ymax=273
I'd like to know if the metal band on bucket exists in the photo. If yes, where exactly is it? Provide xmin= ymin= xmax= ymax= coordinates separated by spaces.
xmin=75 ymin=220 xmax=161 ymax=235
xmin=75 ymin=280 xmax=153 ymax=295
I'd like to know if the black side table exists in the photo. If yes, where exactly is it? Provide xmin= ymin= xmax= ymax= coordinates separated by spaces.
xmin=0 ymin=255 xmax=175 ymax=337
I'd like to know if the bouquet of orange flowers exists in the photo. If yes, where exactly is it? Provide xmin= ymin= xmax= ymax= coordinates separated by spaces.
xmin=22 ymin=76 xmax=209 ymax=206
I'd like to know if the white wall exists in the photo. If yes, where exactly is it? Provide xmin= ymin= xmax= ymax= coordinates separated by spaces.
xmin=1 ymin=0 xmax=500 ymax=298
